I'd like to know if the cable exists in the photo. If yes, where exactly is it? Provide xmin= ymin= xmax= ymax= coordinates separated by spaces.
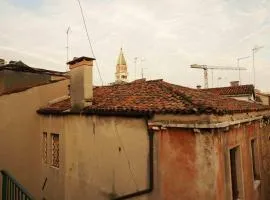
xmin=76 ymin=0 xmax=104 ymax=85
xmin=114 ymin=122 xmax=139 ymax=191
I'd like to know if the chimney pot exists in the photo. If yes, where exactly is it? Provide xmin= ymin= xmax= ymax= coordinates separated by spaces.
xmin=230 ymin=81 xmax=239 ymax=87
xmin=67 ymin=56 xmax=95 ymax=110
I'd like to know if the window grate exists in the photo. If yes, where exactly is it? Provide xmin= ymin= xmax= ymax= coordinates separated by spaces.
xmin=42 ymin=132 xmax=47 ymax=163
xmin=51 ymin=134 xmax=59 ymax=168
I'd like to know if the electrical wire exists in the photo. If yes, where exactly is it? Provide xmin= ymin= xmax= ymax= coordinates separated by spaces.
xmin=114 ymin=122 xmax=139 ymax=191
xmin=76 ymin=0 xmax=104 ymax=85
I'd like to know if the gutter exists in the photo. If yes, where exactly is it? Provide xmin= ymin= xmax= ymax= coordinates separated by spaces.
xmin=113 ymin=119 xmax=154 ymax=200
xmin=149 ymin=115 xmax=263 ymax=129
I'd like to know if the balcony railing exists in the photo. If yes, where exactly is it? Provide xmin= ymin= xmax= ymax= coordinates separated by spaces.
xmin=1 ymin=170 xmax=34 ymax=200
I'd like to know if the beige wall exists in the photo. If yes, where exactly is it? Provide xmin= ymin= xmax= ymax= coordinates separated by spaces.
xmin=0 ymin=79 xmax=69 ymax=199
xmin=256 ymin=94 xmax=270 ymax=105
xmin=40 ymin=115 xmax=150 ymax=200
xmin=232 ymin=95 xmax=252 ymax=102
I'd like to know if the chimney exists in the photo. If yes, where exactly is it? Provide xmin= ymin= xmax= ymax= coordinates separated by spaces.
xmin=230 ymin=81 xmax=239 ymax=87
xmin=0 ymin=58 xmax=5 ymax=66
xmin=196 ymin=85 xmax=202 ymax=89
xmin=67 ymin=56 xmax=95 ymax=110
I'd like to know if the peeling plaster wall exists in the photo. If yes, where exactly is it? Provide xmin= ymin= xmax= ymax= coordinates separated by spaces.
xmin=157 ymin=119 xmax=270 ymax=200
xmin=157 ymin=128 xmax=219 ymax=200
xmin=259 ymin=121 xmax=270 ymax=200
xmin=40 ymin=115 xmax=150 ymax=200
xmin=214 ymin=122 xmax=260 ymax=200
xmin=157 ymin=128 xmax=199 ymax=200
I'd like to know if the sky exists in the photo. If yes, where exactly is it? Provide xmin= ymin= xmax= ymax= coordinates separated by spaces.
xmin=0 ymin=0 xmax=270 ymax=91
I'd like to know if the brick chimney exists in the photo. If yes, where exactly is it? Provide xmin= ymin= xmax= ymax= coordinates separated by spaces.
xmin=230 ymin=81 xmax=239 ymax=87
xmin=67 ymin=56 xmax=95 ymax=110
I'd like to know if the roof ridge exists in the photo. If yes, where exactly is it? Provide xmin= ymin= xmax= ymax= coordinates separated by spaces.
xmin=95 ymin=79 xmax=164 ymax=88
xmin=203 ymin=84 xmax=254 ymax=90
xmin=158 ymin=81 xmax=195 ymax=107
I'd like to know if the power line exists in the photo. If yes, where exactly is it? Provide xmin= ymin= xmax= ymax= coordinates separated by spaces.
xmin=76 ymin=0 xmax=103 ymax=85
xmin=114 ymin=122 xmax=139 ymax=191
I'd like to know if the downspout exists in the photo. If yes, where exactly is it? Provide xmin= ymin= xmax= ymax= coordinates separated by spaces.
xmin=113 ymin=119 xmax=154 ymax=200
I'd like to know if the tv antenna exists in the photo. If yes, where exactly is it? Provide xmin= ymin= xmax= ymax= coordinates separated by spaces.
xmin=66 ymin=26 xmax=71 ymax=71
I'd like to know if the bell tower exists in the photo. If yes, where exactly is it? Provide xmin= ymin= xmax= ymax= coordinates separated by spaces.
xmin=115 ymin=48 xmax=128 ymax=82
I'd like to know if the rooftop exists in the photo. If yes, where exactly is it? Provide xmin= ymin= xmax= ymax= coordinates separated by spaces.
xmin=202 ymin=84 xmax=255 ymax=96
xmin=38 ymin=79 xmax=269 ymax=116
xmin=0 ymin=61 xmax=67 ymax=77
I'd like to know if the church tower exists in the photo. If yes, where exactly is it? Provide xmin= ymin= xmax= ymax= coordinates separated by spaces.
xmin=115 ymin=48 xmax=128 ymax=82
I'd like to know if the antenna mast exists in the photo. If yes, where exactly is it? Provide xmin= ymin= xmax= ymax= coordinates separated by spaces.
xmin=66 ymin=26 xmax=71 ymax=71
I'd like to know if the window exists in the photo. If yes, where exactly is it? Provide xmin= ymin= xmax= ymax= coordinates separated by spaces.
xmin=230 ymin=146 xmax=243 ymax=200
xmin=42 ymin=132 xmax=48 ymax=163
xmin=51 ymin=134 xmax=60 ymax=168
xmin=251 ymin=139 xmax=260 ymax=180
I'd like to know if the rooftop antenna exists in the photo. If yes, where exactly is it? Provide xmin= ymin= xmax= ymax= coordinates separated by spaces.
xmin=66 ymin=26 xmax=71 ymax=71
xmin=140 ymin=57 xmax=145 ymax=78
xmin=252 ymin=45 xmax=264 ymax=88
xmin=237 ymin=56 xmax=250 ymax=85
xmin=217 ymin=77 xmax=222 ymax=87
xmin=134 ymin=57 xmax=138 ymax=80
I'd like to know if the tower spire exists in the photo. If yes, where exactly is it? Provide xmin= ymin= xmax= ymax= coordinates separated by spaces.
xmin=115 ymin=48 xmax=128 ymax=82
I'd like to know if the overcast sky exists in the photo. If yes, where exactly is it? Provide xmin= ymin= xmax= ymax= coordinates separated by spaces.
xmin=0 ymin=0 xmax=269 ymax=91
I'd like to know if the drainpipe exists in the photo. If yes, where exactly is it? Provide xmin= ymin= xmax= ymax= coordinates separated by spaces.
xmin=113 ymin=119 xmax=154 ymax=200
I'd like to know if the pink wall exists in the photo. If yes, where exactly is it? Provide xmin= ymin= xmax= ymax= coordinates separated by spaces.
xmin=156 ymin=120 xmax=269 ymax=200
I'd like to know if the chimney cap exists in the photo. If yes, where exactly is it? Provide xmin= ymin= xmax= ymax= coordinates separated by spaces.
xmin=230 ymin=81 xmax=239 ymax=87
xmin=67 ymin=56 xmax=95 ymax=65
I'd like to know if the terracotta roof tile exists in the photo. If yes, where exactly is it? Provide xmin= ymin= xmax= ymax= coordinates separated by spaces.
xmin=202 ymin=85 xmax=254 ymax=96
xmin=38 ymin=80 xmax=270 ymax=115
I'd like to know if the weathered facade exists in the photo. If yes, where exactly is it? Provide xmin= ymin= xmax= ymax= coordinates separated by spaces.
xmin=150 ymin=113 xmax=270 ymax=200
xmin=36 ymin=56 xmax=270 ymax=200
xmin=256 ymin=91 xmax=270 ymax=105
xmin=40 ymin=115 xmax=149 ymax=200
xmin=0 ymin=62 xmax=69 ymax=199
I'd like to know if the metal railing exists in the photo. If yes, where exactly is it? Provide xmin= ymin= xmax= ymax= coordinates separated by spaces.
xmin=1 ymin=170 xmax=34 ymax=200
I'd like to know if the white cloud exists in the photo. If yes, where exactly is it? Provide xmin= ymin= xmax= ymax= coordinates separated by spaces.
xmin=0 ymin=0 xmax=270 ymax=90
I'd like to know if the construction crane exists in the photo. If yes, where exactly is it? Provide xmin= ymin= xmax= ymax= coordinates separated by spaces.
xmin=190 ymin=64 xmax=247 ymax=88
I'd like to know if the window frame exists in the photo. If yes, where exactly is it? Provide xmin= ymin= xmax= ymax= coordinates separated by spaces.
xmin=250 ymin=138 xmax=260 ymax=181
xmin=228 ymin=145 xmax=244 ymax=200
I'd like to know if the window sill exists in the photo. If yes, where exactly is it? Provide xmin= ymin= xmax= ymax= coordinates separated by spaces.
xmin=50 ymin=165 xmax=60 ymax=170
xmin=254 ymin=180 xmax=261 ymax=190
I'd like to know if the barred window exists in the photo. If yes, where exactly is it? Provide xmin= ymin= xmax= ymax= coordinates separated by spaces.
xmin=230 ymin=146 xmax=243 ymax=199
xmin=51 ymin=134 xmax=60 ymax=168
xmin=251 ymin=139 xmax=260 ymax=180
xmin=42 ymin=132 xmax=48 ymax=163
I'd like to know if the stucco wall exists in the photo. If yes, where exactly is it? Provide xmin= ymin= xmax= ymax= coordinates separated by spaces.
xmin=157 ymin=128 xmax=218 ymax=200
xmin=256 ymin=94 xmax=270 ymax=105
xmin=214 ymin=121 xmax=261 ymax=200
xmin=157 ymin=120 xmax=269 ymax=200
xmin=40 ymin=115 xmax=150 ymax=200
xmin=0 ymin=79 xmax=69 ymax=199
xmin=259 ymin=120 xmax=270 ymax=200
